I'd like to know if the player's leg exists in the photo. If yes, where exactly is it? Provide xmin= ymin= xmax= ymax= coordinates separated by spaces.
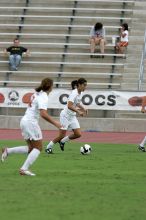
xmin=19 ymin=119 xmax=42 ymax=175
xmin=20 ymin=139 xmax=42 ymax=176
xmin=45 ymin=129 xmax=66 ymax=153
xmin=59 ymin=117 xmax=81 ymax=150
xmin=1 ymin=145 xmax=29 ymax=162
xmin=138 ymin=136 xmax=146 ymax=152
xmin=59 ymin=128 xmax=81 ymax=151
xmin=1 ymin=118 xmax=33 ymax=162
xmin=69 ymin=128 xmax=81 ymax=140
xmin=46 ymin=110 xmax=68 ymax=153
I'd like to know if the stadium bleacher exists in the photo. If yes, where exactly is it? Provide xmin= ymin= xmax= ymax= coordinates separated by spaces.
xmin=0 ymin=0 xmax=134 ymax=90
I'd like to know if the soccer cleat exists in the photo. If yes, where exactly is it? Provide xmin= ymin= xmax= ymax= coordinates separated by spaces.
xmin=1 ymin=148 xmax=8 ymax=162
xmin=19 ymin=169 xmax=36 ymax=176
xmin=59 ymin=141 xmax=65 ymax=151
xmin=138 ymin=145 xmax=145 ymax=152
xmin=45 ymin=148 xmax=53 ymax=154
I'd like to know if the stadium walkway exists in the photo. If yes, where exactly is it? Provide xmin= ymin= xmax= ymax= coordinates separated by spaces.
xmin=0 ymin=129 xmax=145 ymax=144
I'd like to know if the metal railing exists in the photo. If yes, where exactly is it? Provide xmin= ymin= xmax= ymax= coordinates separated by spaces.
xmin=138 ymin=29 xmax=146 ymax=90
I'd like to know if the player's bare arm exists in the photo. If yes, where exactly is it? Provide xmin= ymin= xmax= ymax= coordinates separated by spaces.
xmin=76 ymin=103 xmax=88 ymax=115
xmin=40 ymin=109 xmax=61 ymax=128
xmin=68 ymin=101 xmax=84 ymax=116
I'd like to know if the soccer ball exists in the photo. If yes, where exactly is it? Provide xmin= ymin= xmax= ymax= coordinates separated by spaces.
xmin=80 ymin=144 xmax=92 ymax=155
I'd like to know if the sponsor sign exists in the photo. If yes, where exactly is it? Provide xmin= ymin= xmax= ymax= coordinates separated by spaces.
xmin=0 ymin=88 xmax=145 ymax=111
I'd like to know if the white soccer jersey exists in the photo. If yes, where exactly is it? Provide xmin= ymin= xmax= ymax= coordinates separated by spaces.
xmin=24 ymin=91 xmax=49 ymax=121
xmin=63 ymin=88 xmax=82 ymax=116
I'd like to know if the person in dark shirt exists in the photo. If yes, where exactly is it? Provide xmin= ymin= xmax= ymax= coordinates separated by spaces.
xmin=4 ymin=38 xmax=30 ymax=71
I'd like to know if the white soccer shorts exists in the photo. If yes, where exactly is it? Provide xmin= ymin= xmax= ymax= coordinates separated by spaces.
xmin=60 ymin=110 xmax=80 ymax=130
xmin=20 ymin=117 xmax=42 ymax=141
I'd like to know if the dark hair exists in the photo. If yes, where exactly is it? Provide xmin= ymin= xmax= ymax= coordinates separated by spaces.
xmin=122 ymin=23 xmax=128 ymax=31
xmin=14 ymin=38 xmax=19 ymax=42
xmin=94 ymin=22 xmax=103 ymax=31
xmin=77 ymin=78 xmax=87 ymax=86
xmin=71 ymin=80 xmax=78 ymax=90
xmin=35 ymin=78 xmax=53 ymax=92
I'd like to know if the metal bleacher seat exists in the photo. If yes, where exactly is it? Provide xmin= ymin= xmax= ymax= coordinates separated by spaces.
xmin=0 ymin=0 xmax=134 ymax=89
xmin=0 ymin=80 xmax=121 ymax=89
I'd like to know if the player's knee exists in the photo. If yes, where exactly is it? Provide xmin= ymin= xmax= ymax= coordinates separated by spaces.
xmin=37 ymin=146 xmax=43 ymax=151
xmin=31 ymin=146 xmax=42 ymax=152
xmin=59 ymin=134 xmax=65 ymax=139
xmin=76 ymin=133 xmax=81 ymax=138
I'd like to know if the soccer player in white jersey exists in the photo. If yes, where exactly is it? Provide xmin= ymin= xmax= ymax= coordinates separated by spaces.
xmin=1 ymin=78 xmax=61 ymax=176
xmin=45 ymin=78 xmax=88 ymax=153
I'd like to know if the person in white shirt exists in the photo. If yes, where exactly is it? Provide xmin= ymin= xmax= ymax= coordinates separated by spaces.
xmin=115 ymin=23 xmax=129 ymax=54
xmin=45 ymin=78 xmax=88 ymax=154
xmin=1 ymin=78 xmax=61 ymax=176
xmin=89 ymin=22 xmax=106 ymax=58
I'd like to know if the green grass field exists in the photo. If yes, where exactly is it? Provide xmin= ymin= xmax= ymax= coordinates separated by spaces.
xmin=0 ymin=140 xmax=146 ymax=220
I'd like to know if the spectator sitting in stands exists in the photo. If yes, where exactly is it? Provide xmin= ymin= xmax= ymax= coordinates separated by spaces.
xmin=115 ymin=23 xmax=129 ymax=54
xmin=4 ymin=38 xmax=30 ymax=71
xmin=89 ymin=22 xmax=106 ymax=58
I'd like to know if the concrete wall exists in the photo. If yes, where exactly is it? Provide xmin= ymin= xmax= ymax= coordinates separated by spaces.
xmin=0 ymin=115 xmax=146 ymax=132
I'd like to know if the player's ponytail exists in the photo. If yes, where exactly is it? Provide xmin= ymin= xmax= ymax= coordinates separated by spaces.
xmin=35 ymin=78 xmax=53 ymax=92
xmin=35 ymin=85 xmax=42 ymax=92
xmin=71 ymin=80 xmax=78 ymax=90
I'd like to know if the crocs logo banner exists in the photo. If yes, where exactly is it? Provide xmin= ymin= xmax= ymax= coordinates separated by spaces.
xmin=0 ymin=88 xmax=145 ymax=110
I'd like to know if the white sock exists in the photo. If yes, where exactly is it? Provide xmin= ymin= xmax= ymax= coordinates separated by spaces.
xmin=46 ymin=141 xmax=54 ymax=149
xmin=61 ymin=136 xmax=70 ymax=143
xmin=140 ymin=136 xmax=146 ymax=147
xmin=7 ymin=146 xmax=28 ymax=155
xmin=21 ymin=148 xmax=40 ymax=171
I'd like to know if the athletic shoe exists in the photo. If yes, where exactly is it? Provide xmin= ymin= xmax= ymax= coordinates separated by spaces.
xmin=45 ymin=148 xmax=53 ymax=154
xmin=138 ymin=145 xmax=145 ymax=152
xmin=19 ymin=169 xmax=36 ymax=176
xmin=1 ymin=148 xmax=8 ymax=162
xmin=59 ymin=141 xmax=65 ymax=151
